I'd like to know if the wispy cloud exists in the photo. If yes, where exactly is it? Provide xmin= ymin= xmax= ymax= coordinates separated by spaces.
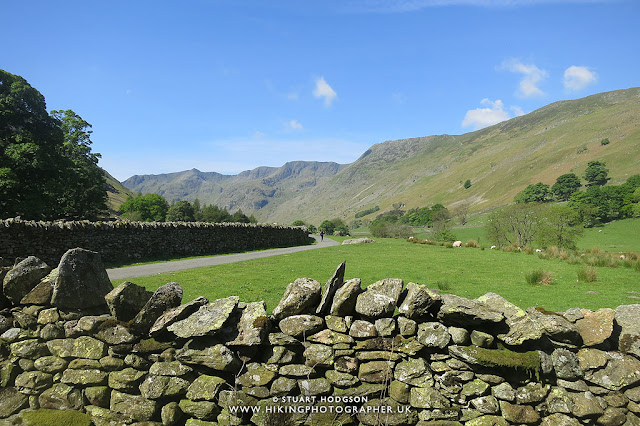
xmin=313 ymin=77 xmax=338 ymax=107
xmin=285 ymin=119 xmax=304 ymax=131
xmin=564 ymin=65 xmax=598 ymax=92
xmin=345 ymin=0 xmax=606 ymax=13
xmin=462 ymin=98 xmax=514 ymax=130
xmin=499 ymin=59 xmax=548 ymax=98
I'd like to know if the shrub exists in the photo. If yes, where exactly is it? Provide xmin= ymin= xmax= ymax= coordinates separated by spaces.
xmin=465 ymin=240 xmax=480 ymax=248
xmin=577 ymin=267 xmax=598 ymax=282
xmin=370 ymin=221 xmax=412 ymax=238
xmin=601 ymin=138 xmax=610 ymax=146
xmin=525 ymin=269 xmax=553 ymax=285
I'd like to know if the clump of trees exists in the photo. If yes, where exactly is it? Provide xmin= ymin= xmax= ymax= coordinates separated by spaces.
xmin=319 ymin=218 xmax=349 ymax=235
xmin=119 ymin=195 xmax=256 ymax=224
xmin=513 ymin=162 xmax=640 ymax=227
xmin=354 ymin=206 xmax=380 ymax=218
xmin=0 ymin=70 xmax=107 ymax=220
xmin=487 ymin=203 xmax=583 ymax=250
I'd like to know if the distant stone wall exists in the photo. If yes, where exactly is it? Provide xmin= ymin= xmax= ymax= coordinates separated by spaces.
xmin=1 ymin=253 xmax=640 ymax=425
xmin=0 ymin=219 xmax=310 ymax=266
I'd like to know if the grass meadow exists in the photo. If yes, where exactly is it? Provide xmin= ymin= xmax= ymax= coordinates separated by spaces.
xmin=116 ymin=222 xmax=640 ymax=314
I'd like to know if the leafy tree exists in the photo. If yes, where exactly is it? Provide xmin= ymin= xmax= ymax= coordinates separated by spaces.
xmin=369 ymin=220 xmax=412 ymax=238
xmin=486 ymin=203 xmax=546 ymax=248
xmin=453 ymin=202 xmax=470 ymax=225
xmin=0 ymin=70 xmax=107 ymax=220
xmin=166 ymin=200 xmax=195 ymax=222
xmin=551 ymin=173 xmax=581 ymax=201
xmin=192 ymin=198 xmax=201 ymax=219
xmin=50 ymin=110 xmax=107 ymax=219
xmin=514 ymin=182 xmax=552 ymax=203
xmin=291 ymin=220 xmax=306 ymax=227
xmin=319 ymin=220 xmax=335 ymax=234
xmin=119 ymin=193 xmax=169 ymax=222
xmin=231 ymin=209 xmax=251 ymax=223
xmin=601 ymin=138 xmax=610 ymax=146
xmin=320 ymin=218 xmax=349 ymax=235
xmin=463 ymin=179 xmax=472 ymax=189
xmin=584 ymin=161 xmax=609 ymax=187
xmin=536 ymin=205 xmax=583 ymax=250
xmin=626 ymin=174 xmax=640 ymax=189
xmin=199 ymin=204 xmax=231 ymax=223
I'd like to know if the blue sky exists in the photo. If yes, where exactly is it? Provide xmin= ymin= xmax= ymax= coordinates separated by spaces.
xmin=2 ymin=0 xmax=638 ymax=181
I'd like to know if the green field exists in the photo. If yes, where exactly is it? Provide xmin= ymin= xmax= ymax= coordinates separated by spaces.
xmin=579 ymin=218 xmax=640 ymax=252
xmin=118 ymin=236 xmax=640 ymax=314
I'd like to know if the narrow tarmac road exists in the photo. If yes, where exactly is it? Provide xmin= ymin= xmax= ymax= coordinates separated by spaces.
xmin=107 ymin=235 xmax=339 ymax=281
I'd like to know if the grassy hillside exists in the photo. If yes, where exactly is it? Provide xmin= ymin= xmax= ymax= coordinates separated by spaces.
xmin=103 ymin=169 xmax=135 ymax=214
xmin=270 ymin=88 xmax=640 ymax=224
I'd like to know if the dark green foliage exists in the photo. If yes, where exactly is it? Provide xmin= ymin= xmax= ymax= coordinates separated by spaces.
xmin=601 ymin=138 xmax=610 ymax=145
xmin=569 ymin=178 xmax=640 ymax=226
xmin=514 ymin=182 xmax=552 ymax=203
xmin=463 ymin=179 xmax=472 ymax=189
xmin=198 ymin=203 xmax=232 ymax=223
xmin=434 ymin=229 xmax=457 ymax=242
xmin=232 ymin=209 xmax=252 ymax=223
xmin=400 ymin=204 xmax=448 ymax=226
xmin=50 ymin=110 xmax=108 ymax=219
xmin=355 ymin=205 xmax=380 ymax=218
xmin=166 ymin=200 xmax=196 ymax=222
xmin=192 ymin=202 xmax=255 ymax=224
xmin=0 ymin=70 xmax=106 ymax=220
xmin=584 ymin=160 xmax=610 ymax=187
xmin=551 ymin=173 xmax=581 ymax=201
xmin=292 ymin=220 xmax=316 ymax=233
xmin=119 ymin=193 xmax=169 ymax=221
xmin=320 ymin=218 xmax=349 ymax=235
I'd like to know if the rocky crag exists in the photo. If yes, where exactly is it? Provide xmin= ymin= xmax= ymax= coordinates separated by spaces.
xmin=1 ymin=252 xmax=640 ymax=425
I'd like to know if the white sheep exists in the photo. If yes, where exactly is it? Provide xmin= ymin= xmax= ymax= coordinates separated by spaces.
xmin=491 ymin=245 xmax=496 ymax=249
xmin=452 ymin=241 xmax=462 ymax=247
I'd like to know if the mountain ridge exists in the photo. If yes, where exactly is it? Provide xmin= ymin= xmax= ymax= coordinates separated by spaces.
xmin=122 ymin=87 xmax=640 ymax=224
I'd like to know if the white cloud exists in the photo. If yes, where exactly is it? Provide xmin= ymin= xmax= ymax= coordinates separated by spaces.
xmin=313 ymin=77 xmax=337 ymax=107
xmin=462 ymin=98 xmax=511 ymax=130
xmin=510 ymin=105 xmax=525 ymax=116
xmin=286 ymin=120 xmax=304 ymax=131
xmin=500 ymin=59 xmax=548 ymax=98
xmin=564 ymin=65 xmax=597 ymax=92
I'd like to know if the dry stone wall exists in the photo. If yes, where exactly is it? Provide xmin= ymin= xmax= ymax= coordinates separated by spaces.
xmin=0 ymin=219 xmax=310 ymax=266
xmin=2 ymin=252 xmax=640 ymax=425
